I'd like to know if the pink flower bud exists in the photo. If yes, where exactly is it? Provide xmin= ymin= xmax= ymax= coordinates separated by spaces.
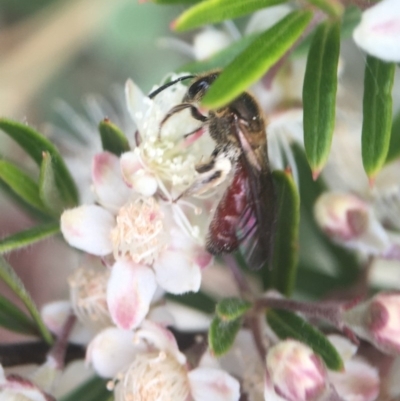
xmin=265 ymin=340 xmax=328 ymax=401
xmin=314 ymin=192 xmax=390 ymax=255
xmin=0 ymin=365 xmax=54 ymax=401
xmin=343 ymin=292 xmax=400 ymax=355
xmin=353 ymin=0 xmax=400 ymax=62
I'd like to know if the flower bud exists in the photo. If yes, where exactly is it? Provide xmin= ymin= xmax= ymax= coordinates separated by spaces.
xmin=86 ymin=327 xmax=144 ymax=378
xmin=0 ymin=365 xmax=54 ymax=401
xmin=314 ymin=192 xmax=390 ymax=255
xmin=265 ymin=340 xmax=328 ymax=401
xmin=343 ymin=292 xmax=400 ymax=354
xmin=353 ymin=0 xmax=400 ymax=62
xmin=193 ymin=28 xmax=232 ymax=60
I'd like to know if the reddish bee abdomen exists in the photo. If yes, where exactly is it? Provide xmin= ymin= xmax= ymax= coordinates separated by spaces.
xmin=206 ymin=163 xmax=247 ymax=254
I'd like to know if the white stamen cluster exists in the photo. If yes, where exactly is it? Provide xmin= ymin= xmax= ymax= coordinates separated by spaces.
xmin=69 ymin=265 xmax=111 ymax=329
xmin=113 ymin=351 xmax=190 ymax=401
xmin=110 ymin=197 xmax=164 ymax=264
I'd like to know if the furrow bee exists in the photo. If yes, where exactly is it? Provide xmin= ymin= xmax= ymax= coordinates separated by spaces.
xmin=149 ymin=71 xmax=276 ymax=270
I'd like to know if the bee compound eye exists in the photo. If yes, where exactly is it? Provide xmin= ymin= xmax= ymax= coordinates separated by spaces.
xmin=188 ymin=79 xmax=210 ymax=99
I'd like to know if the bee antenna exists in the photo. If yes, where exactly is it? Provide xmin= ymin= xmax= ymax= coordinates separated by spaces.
xmin=148 ymin=75 xmax=195 ymax=99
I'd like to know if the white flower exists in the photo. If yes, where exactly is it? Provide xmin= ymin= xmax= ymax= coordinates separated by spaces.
xmin=353 ymin=0 xmax=400 ymax=62
xmin=87 ymin=320 xmax=240 ymax=401
xmin=61 ymin=77 xmax=216 ymax=330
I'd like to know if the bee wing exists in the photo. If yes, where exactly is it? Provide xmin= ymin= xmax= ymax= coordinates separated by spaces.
xmin=235 ymin=122 xmax=276 ymax=270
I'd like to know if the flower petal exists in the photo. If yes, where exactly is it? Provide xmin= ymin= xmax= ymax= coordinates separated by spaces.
xmin=125 ymin=79 xmax=149 ymax=133
xmin=86 ymin=327 xmax=145 ymax=378
xmin=61 ymin=205 xmax=114 ymax=255
xmin=107 ymin=259 xmax=156 ymax=330
xmin=153 ymin=249 xmax=201 ymax=294
xmin=188 ymin=367 xmax=240 ymax=401
xmin=120 ymin=151 xmax=158 ymax=196
xmin=41 ymin=300 xmax=93 ymax=345
xmin=353 ymin=0 xmax=400 ymax=62
xmin=92 ymin=152 xmax=131 ymax=211
xmin=135 ymin=320 xmax=186 ymax=364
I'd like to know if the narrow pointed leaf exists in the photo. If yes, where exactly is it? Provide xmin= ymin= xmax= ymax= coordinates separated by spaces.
xmin=386 ymin=111 xmax=400 ymax=164
xmin=202 ymin=10 xmax=313 ymax=109
xmin=39 ymin=152 xmax=66 ymax=214
xmin=99 ymin=119 xmax=130 ymax=156
xmin=362 ymin=56 xmax=395 ymax=178
xmin=174 ymin=0 xmax=287 ymax=31
xmin=305 ymin=0 xmax=343 ymax=18
xmin=0 ymin=119 xmax=79 ymax=206
xmin=209 ymin=315 xmax=242 ymax=356
xmin=263 ymin=170 xmax=300 ymax=296
xmin=0 ymin=160 xmax=48 ymax=214
xmin=216 ymin=298 xmax=252 ymax=321
xmin=267 ymin=309 xmax=343 ymax=370
xmin=303 ymin=20 xmax=340 ymax=176
xmin=0 ymin=295 xmax=38 ymax=335
xmin=178 ymin=33 xmax=257 ymax=74
xmin=166 ymin=291 xmax=215 ymax=314
xmin=0 ymin=255 xmax=53 ymax=344
xmin=59 ymin=376 xmax=109 ymax=401
xmin=0 ymin=223 xmax=60 ymax=254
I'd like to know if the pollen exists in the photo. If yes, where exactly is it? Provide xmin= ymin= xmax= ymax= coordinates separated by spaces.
xmin=68 ymin=264 xmax=111 ymax=329
xmin=110 ymin=197 xmax=164 ymax=265
xmin=114 ymin=352 xmax=190 ymax=401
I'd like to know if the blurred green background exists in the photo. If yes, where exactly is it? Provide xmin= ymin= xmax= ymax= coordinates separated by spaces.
xmin=0 ymin=0 xmax=193 ymax=126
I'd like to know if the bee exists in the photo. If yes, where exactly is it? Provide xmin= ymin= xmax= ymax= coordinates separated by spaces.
xmin=149 ymin=71 xmax=276 ymax=270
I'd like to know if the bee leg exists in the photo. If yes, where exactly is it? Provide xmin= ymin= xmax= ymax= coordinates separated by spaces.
xmin=173 ymin=153 xmax=232 ymax=202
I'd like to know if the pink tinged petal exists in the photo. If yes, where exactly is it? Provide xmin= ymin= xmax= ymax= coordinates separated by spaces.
xmin=328 ymin=359 xmax=379 ymax=401
xmin=125 ymin=79 xmax=149 ymax=133
xmin=353 ymin=0 xmax=400 ymax=62
xmin=327 ymin=334 xmax=357 ymax=362
xmin=120 ymin=151 xmax=158 ymax=196
xmin=92 ymin=152 xmax=131 ymax=211
xmin=0 ymin=367 xmax=51 ymax=401
xmin=86 ymin=327 xmax=145 ymax=378
xmin=61 ymin=205 xmax=114 ymax=255
xmin=136 ymin=320 xmax=186 ymax=364
xmin=153 ymin=250 xmax=201 ymax=294
xmin=107 ymin=259 xmax=156 ymax=330
xmin=188 ymin=367 xmax=240 ymax=401
xmin=192 ymin=245 xmax=213 ymax=270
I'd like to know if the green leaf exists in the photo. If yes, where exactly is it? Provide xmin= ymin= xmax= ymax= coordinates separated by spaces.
xmin=0 ymin=295 xmax=38 ymax=335
xmin=59 ymin=376 xmax=110 ymax=401
xmin=166 ymin=291 xmax=216 ymax=314
xmin=305 ymin=0 xmax=343 ymax=17
xmin=178 ymin=33 xmax=257 ymax=74
xmin=362 ymin=56 xmax=396 ymax=178
xmin=0 ymin=160 xmax=48 ymax=214
xmin=263 ymin=170 xmax=300 ymax=296
xmin=99 ymin=119 xmax=130 ymax=157
xmin=202 ymin=10 xmax=313 ymax=109
xmin=0 ymin=118 xmax=79 ymax=207
xmin=0 ymin=255 xmax=53 ymax=344
xmin=208 ymin=315 xmax=241 ymax=356
xmin=39 ymin=152 xmax=68 ymax=215
xmin=0 ymin=223 xmax=60 ymax=254
xmin=386 ymin=111 xmax=400 ymax=164
xmin=267 ymin=309 xmax=343 ymax=370
xmin=174 ymin=0 xmax=287 ymax=31
xmin=303 ymin=20 xmax=341 ymax=176
xmin=216 ymin=298 xmax=252 ymax=321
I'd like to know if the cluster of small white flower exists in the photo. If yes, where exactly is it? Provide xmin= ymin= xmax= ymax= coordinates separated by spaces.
xmin=3 ymin=0 xmax=400 ymax=400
